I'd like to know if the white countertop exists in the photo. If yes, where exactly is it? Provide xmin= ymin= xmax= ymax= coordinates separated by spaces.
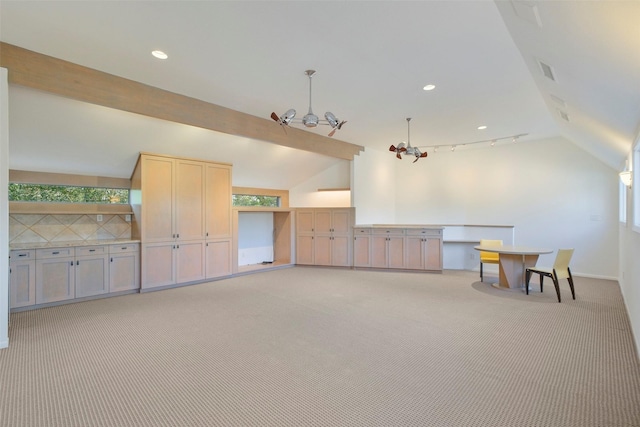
xmin=354 ymin=224 xmax=444 ymax=229
xmin=10 ymin=239 xmax=140 ymax=251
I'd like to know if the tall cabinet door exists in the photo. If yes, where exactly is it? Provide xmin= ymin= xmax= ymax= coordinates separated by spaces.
xmin=142 ymin=155 xmax=175 ymax=242
xmin=175 ymin=160 xmax=205 ymax=241
xmin=205 ymin=164 xmax=232 ymax=239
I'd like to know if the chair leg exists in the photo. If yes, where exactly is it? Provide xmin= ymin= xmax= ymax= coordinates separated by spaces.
xmin=567 ymin=268 xmax=576 ymax=300
xmin=480 ymin=262 xmax=483 ymax=281
xmin=525 ymin=269 xmax=531 ymax=295
xmin=539 ymin=274 xmax=544 ymax=293
xmin=552 ymin=271 xmax=561 ymax=303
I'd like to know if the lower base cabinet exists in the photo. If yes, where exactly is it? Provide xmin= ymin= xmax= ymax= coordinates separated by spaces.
xmin=206 ymin=239 xmax=231 ymax=279
xmin=10 ymin=242 xmax=140 ymax=310
xmin=9 ymin=250 xmax=36 ymax=308
xmin=109 ymin=243 xmax=140 ymax=292
xmin=354 ymin=227 xmax=443 ymax=272
xmin=35 ymin=247 xmax=75 ymax=304
xmin=75 ymin=246 xmax=109 ymax=298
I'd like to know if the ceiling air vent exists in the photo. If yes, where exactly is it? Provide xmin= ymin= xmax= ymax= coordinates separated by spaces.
xmin=557 ymin=109 xmax=570 ymax=122
xmin=538 ymin=60 xmax=556 ymax=81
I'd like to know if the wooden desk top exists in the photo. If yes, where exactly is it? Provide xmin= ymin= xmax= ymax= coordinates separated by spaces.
xmin=473 ymin=245 xmax=553 ymax=255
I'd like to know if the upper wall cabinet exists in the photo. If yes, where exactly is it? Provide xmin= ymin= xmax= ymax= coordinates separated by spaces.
xmin=139 ymin=155 xmax=207 ymax=242
xmin=205 ymin=163 xmax=232 ymax=239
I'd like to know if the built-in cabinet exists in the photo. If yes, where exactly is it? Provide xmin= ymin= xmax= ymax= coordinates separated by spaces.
xmin=296 ymin=208 xmax=354 ymax=267
xmin=109 ymin=243 xmax=140 ymax=292
xmin=353 ymin=226 xmax=443 ymax=272
xmin=75 ymin=245 xmax=109 ymax=298
xmin=35 ymin=247 xmax=76 ymax=304
xmin=9 ymin=249 xmax=36 ymax=308
xmin=132 ymin=153 xmax=232 ymax=289
xmin=371 ymin=228 xmax=406 ymax=269
xmin=9 ymin=242 xmax=140 ymax=310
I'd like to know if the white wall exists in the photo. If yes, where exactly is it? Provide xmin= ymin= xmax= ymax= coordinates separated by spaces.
xmin=289 ymin=161 xmax=351 ymax=207
xmin=238 ymin=212 xmax=274 ymax=266
xmin=389 ymin=137 xmax=618 ymax=279
xmin=352 ymin=148 xmax=397 ymax=224
xmin=1 ymin=68 xmax=9 ymax=349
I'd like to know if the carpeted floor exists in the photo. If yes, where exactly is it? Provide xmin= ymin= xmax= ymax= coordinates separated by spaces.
xmin=1 ymin=267 xmax=639 ymax=426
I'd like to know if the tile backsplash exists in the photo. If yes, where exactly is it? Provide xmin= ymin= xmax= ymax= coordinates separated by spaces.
xmin=10 ymin=214 xmax=132 ymax=245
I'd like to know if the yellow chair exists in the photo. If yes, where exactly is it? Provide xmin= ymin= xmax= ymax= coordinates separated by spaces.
xmin=479 ymin=239 xmax=502 ymax=282
xmin=525 ymin=248 xmax=575 ymax=303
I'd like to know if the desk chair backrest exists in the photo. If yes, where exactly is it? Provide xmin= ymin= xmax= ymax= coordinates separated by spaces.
xmin=479 ymin=239 xmax=502 ymax=263
xmin=552 ymin=248 xmax=574 ymax=279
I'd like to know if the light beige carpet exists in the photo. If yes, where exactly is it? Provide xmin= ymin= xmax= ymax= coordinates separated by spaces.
xmin=1 ymin=268 xmax=639 ymax=426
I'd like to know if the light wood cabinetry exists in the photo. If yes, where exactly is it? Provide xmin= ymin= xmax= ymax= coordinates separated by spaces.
xmin=295 ymin=208 xmax=354 ymax=267
xmin=206 ymin=239 xmax=232 ymax=279
xmin=35 ymin=247 xmax=75 ymax=304
xmin=75 ymin=245 xmax=109 ymax=298
xmin=353 ymin=228 xmax=372 ymax=268
xmin=9 ymin=250 xmax=36 ymax=308
xmin=133 ymin=153 xmax=232 ymax=290
xmin=10 ymin=242 xmax=140 ymax=311
xmin=109 ymin=243 xmax=140 ymax=292
xmin=371 ymin=228 xmax=406 ymax=269
xmin=205 ymin=164 xmax=232 ymax=277
xmin=354 ymin=226 xmax=443 ymax=272
xmin=405 ymin=229 xmax=443 ymax=271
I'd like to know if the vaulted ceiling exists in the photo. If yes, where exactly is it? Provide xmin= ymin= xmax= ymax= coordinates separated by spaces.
xmin=1 ymin=1 xmax=638 ymax=187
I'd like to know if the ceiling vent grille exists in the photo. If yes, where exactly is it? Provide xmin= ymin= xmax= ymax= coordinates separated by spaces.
xmin=538 ymin=60 xmax=556 ymax=81
xmin=557 ymin=109 xmax=570 ymax=122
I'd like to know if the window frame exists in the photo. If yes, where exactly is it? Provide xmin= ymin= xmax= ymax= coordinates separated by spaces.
xmin=231 ymin=187 xmax=289 ymax=209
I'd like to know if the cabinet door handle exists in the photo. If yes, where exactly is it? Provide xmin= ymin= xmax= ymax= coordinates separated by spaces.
xmin=18 ymin=253 xmax=26 ymax=257
xmin=177 ymin=233 xmax=180 ymax=238
xmin=89 ymin=249 xmax=96 ymax=252
xmin=71 ymin=261 xmax=75 ymax=266
xmin=52 ymin=251 xmax=60 ymax=255
xmin=76 ymin=261 xmax=79 ymax=265
xmin=111 ymin=257 xmax=113 ymax=262
xmin=206 ymin=232 xmax=209 ymax=237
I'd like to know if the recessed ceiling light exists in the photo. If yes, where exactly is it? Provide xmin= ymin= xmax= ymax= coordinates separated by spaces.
xmin=151 ymin=50 xmax=168 ymax=60
xmin=423 ymin=84 xmax=436 ymax=91
xmin=477 ymin=125 xmax=487 ymax=130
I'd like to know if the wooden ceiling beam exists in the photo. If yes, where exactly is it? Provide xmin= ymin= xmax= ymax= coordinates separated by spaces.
xmin=0 ymin=42 xmax=363 ymax=161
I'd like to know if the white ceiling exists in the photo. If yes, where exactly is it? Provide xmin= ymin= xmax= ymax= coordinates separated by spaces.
xmin=1 ymin=1 xmax=639 ymax=186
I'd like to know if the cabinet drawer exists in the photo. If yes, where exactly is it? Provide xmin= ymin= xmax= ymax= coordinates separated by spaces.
xmin=372 ymin=228 xmax=405 ymax=236
xmin=109 ymin=243 xmax=140 ymax=254
xmin=76 ymin=245 xmax=107 ymax=257
xmin=406 ymin=229 xmax=442 ymax=237
xmin=353 ymin=228 xmax=372 ymax=235
xmin=10 ymin=250 xmax=35 ymax=261
xmin=36 ymin=247 xmax=75 ymax=259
